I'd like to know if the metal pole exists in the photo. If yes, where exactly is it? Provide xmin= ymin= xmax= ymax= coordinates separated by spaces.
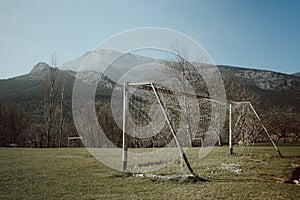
xmin=122 ymin=82 xmax=128 ymax=171
xmin=229 ymin=103 xmax=233 ymax=156
xmin=150 ymin=83 xmax=201 ymax=178
xmin=248 ymin=102 xmax=282 ymax=157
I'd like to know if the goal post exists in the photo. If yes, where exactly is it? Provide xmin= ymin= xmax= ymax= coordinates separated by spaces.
xmin=122 ymin=81 xmax=282 ymax=178
xmin=228 ymin=101 xmax=282 ymax=157
xmin=68 ymin=136 xmax=83 ymax=148
xmin=122 ymin=82 xmax=128 ymax=172
xmin=150 ymin=82 xmax=199 ymax=178
xmin=122 ymin=82 xmax=203 ymax=179
xmin=247 ymin=102 xmax=282 ymax=156
xmin=229 ymin=103 xmax=233 ymax=155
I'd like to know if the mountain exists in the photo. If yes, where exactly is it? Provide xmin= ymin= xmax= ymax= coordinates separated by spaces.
xmin=292 ymin=72 xmax=300 ymax=78
xmin=61 ymin=49 xmax=122 ymax=72
xmin=61 ymin=49 xmax=300 ymax=91
xmin=61 ymin=49 xmax=162 ymax=83
xmin=0 ymin=62 xmax=116 ymax=122
xmin=217 ymin=65 xmax=300 ymax=111
xmin=1 ymin=50 xmax=300 ymax=119
xmin=218 ymin=65 xmax=300 ymax=90
xmin=1 ymin=50 xmax=300 ymax=148
xmin=14 ymin=62 xmax=77 ymax=81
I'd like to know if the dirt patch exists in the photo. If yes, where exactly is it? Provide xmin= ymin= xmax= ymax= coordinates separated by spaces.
xmin=218 ymin=163 xmax=242 ymax=175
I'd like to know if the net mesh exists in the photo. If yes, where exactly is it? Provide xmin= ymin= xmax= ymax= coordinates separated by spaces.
xmin=124 ymin=83 xmax=267 ymax=178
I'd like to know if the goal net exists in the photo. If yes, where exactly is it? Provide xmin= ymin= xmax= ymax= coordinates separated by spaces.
xmin=68 ymin=136 xmax=84 ymax=148
xmin=228 ymin=101 xmax=281 ymax=157
xmin=122 ymin=82 xmax=281 ymax=179
xmin=122 ymin=82 xmax=209 ymax=178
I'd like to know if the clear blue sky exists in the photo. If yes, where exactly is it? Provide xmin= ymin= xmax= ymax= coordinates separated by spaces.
xmin=0 ymin=0 xmax=299 ymax=78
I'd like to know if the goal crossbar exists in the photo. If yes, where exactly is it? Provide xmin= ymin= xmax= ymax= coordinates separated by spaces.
xmin=123 ymin=82 xmax=206 ymax=179
xmin=68 ymin=136 xmax=83 ymax=148
xmin=127 ymin=82 xmax=213 ymax=102
xmin=122 ymin=82 xmax=282 ymax=173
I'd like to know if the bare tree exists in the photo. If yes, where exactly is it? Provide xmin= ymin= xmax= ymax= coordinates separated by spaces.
xmin=163 ymin=49 xmax=220 ymax=146
xmin=95 ymin=101 xmax=123 ymax=147
xmin=43 ymin=53 xmax=59 ymax=148
xmin=0 ymin=103 xmax=28 ymax=147
xmin=43 ymin=52 xmax=70 ymax=148
xmin=222 ymin=70 xmax=260 ymax=104
xmin=164 ymin=52 xmax=195 ymax=145
xmin=58 ymin=80 xmax=66 ymax=148
xmin=267 ymin=105 xmax=297 ymax=142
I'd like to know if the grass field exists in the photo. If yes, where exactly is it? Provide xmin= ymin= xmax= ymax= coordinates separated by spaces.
xmin=0 ymin=146 xmax=299 ymax=199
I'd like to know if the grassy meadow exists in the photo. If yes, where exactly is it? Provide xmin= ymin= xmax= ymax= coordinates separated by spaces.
xmin=0 ymin=146 xmax=299 ymax=199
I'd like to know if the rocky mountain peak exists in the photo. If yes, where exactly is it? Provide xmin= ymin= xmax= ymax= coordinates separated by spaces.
xmin=30 ymin=62 xmax=50 ymax=75
xmin=218 ymin=65 xmax=300 ymax=90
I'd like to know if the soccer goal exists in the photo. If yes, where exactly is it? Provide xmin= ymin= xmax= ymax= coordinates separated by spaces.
xmin=227 ymin=101 xmax=282 ymax=157
xmin=122 ymin=82 xmax=205 ymax=179
xmin=68 ymin=136 xmax=83 ymax=148
xmin=122 ymin=82 xmax=281 ymax=179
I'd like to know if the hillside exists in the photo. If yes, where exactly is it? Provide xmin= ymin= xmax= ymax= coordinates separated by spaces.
xmin=0 ymin=62 xmax=116 ymax=122
xmin=0 ymin=51 xmax=300 ymax=147
xmin=219 ymin=65 xmax=300 ymax=90
xmin=218 ymin=65 xmax=300 ymax=110
xmin=60 ymin=49 xmax=158 ymax=83
xmin=1 ymin=50 xmax=300 ymax=115
xmin=1 ymin=51 xmax=300 ymax=116
xmin=293 ymin=72 xmax=300 ymax=77
xmin=60 ymin=50 xmax=300 ymax=109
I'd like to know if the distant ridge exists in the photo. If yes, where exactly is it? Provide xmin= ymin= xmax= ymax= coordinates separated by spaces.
xmin=292 ymin=72 xmax=300 ymax=77
xmin=217 ymin=65 xmax=300 ymax=90
xmin=1 ymin=50 xmax=300 ymax=118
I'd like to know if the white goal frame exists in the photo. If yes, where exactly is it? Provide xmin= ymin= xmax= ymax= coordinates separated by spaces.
xmin=122 ymin=82 xmax=201 ymax=178
xmin=67 ymin=136 xmax=83 ymax=148
xmin=228 ymin=101 xmax=281 ymax=156
xmin=122 ymin=82 xmax=282 ymax=173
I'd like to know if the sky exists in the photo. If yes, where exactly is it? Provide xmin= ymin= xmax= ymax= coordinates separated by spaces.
xmin=0 ymin=0 xmax=300 ymax=79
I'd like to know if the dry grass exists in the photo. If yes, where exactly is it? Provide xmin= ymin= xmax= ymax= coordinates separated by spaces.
xmin=0 ymin=146 xmax=299 ymax=199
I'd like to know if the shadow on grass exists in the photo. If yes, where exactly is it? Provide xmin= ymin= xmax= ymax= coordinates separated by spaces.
xmin=281 ymin=155 xmax=300 ymax=159
xmin=109 ymin=170 xmax=300 ymax=186
xmin=284 ymin=167 xmax=300 ymax=185
xmin=109 ymin=172 xmax=210 ymax=183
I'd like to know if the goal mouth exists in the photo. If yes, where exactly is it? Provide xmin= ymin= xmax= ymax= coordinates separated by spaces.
xmin=121 ymin=81 xmax=282 ymax=179
xmin=122 ymin=82 xmax=209 ymax=177
xmin=67 ymin=136 xmax=83 ymax=148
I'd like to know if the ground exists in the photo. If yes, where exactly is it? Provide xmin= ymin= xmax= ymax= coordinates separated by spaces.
xmin=0 ymin=146 xmax=299 ymax=199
